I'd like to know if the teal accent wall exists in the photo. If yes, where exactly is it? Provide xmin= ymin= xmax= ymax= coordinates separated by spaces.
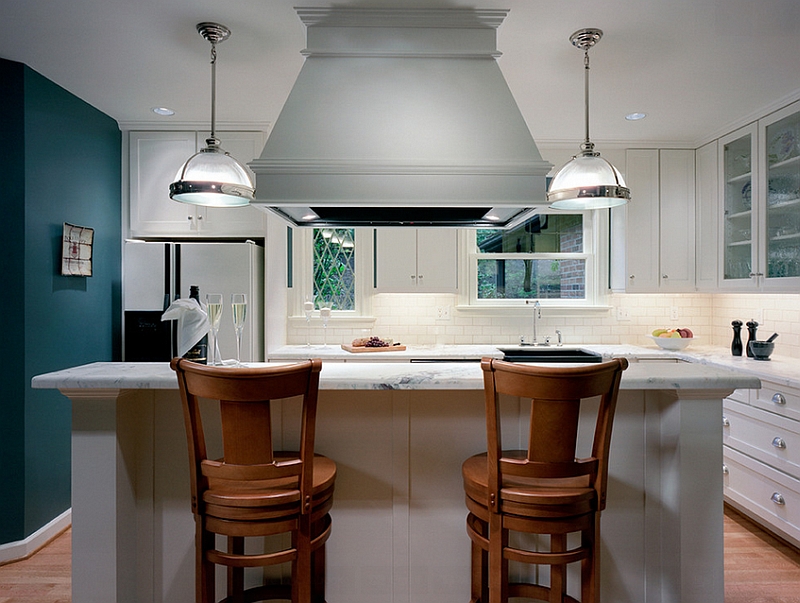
xmin=0 ymin=58 xmax=121 ymax=544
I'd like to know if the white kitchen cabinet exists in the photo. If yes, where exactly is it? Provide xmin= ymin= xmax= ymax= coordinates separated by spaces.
xmin=128 ymin=130 xmax=267 ymax=238
xmin=719 ymin=124 xmax=759 ymax=289
xmin=624 ymin=149 xmax=696 ymax=292
xmin=695 ymin=141 xmax=719 ymax=290
xmin=719 ymin=100 xmax=800 ymax=291
xmin=374 ymin=228 xmax=457 ymax=291
xmin=724 ymin=377 xmax=800 ymax=548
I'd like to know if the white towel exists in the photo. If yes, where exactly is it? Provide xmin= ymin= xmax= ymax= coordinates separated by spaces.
xmin=161 ymin=299 xmax=210 ymax=357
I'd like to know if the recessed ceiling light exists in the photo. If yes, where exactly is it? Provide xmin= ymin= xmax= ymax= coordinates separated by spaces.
xmin=152 ymin=107 xmax=175 ymax=116
xmin=625 ymin=112 xmax=646 ymax=121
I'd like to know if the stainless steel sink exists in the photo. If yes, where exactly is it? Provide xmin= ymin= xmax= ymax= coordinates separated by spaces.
xmin=497 ymin=348 xmax=603 ymax=363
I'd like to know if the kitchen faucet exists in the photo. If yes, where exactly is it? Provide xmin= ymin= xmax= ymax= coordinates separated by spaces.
xmin=520 ymin=300 xmax=541 ymax=346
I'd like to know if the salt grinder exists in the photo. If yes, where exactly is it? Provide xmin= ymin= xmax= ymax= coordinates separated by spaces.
xmin=731 ymin=320 xmax=743 ymax=356
xmin=745 ymin=320 xmax=759 ymax=358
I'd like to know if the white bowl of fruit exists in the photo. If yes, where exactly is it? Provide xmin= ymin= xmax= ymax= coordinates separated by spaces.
xmin=648 ymin=328 xmax=695 ymax=350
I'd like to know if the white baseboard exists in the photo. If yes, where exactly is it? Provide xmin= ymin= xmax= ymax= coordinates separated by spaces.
xmin=0 ymin=508 xmax=72 ymax=565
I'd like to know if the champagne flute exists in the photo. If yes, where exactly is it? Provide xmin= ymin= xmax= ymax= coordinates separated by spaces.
xmin=319 ymin=302 xmax=331 ymax=347
xmin=304 ymin=296 xmax=315 ymax=347
xmin=231 ymin=293 xmax=248 ymax=366
xmin=206 ymin=294 xmax=223 ymax=366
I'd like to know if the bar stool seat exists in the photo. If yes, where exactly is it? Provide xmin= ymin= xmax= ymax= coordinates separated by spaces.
xmin=462 ymin=357 xmax=628 ymax=603
xmin=172 ymin=357 xmax=335 ymax=603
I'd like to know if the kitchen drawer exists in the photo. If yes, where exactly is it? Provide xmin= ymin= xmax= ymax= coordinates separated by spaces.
xmin=724 ymin=445 xmax=800 ymax=549
xmin=751 ymin=380 xmax=800 ymax=422
xmin=723 ymin=398 xmax=800 ymax=477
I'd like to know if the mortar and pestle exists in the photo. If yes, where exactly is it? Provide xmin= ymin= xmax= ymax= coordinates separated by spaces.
xmin=749 ymin=332 xmax=779 ymax=360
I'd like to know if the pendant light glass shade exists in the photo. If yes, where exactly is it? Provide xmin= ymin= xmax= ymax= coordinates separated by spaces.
xmin=548 ymin=29 xmax=630 ymax=210
xmin=547 ymin=151 xmax=629 ymax=209
xmin=169 ymin=23 xmax=255 ymax=207
xmin=170 ymin=138 xmax=255 ymax=207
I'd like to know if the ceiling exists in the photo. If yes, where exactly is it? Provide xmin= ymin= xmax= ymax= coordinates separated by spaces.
xmin=2 ymin=0 xmax=799 ymax=147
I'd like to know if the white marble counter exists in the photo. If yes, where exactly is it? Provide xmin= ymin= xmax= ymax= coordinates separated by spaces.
xmin=31 ymin=356 xmax=761 ymax=392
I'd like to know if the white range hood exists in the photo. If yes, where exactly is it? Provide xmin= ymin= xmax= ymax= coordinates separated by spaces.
xmin=249 ymin=7 xmax=552 ymax=228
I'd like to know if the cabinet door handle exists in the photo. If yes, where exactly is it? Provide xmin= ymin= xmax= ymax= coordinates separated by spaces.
xmin=749 ymin=272 xmax=764 ymax=277
xmin=722 ymin=464 xmax=729 ymax=475
xmin=629 ymin=274 xmax=635 ymax=280
xmin=722 ymin=415 xmax=730 ymax=428
xmin=662 ymin=274 xmax=669 ymax=279
xmin=773 ymin=393 xmax=787 ymax=406
xmin=417 ymin=275 xmax=423 ymax=279
xmin=771 ymin=492 xmax=786 ymax=506
xmin=772 ymin=436 xmax=787 ymax=450
xmin=410 ymin=275 xmax=416 ymax=280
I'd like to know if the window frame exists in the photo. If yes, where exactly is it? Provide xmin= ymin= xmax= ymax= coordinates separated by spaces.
xmin=459 ymin=209 xmax=610 ymax=310
xmin=289 ymin=226 xmax=376 ymax=326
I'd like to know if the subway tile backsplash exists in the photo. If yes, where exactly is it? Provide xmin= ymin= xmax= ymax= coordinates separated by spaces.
xmin=287 ymin=293 xmax=800 ymax=359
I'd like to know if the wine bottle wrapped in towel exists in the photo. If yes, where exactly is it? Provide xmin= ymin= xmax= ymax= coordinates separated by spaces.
xmin=161 ymin=298 xmax=210 ymax=357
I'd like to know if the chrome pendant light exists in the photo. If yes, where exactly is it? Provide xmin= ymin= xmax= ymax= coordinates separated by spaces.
xmin=547 ymin=28 xmax=630 ymax=210
xmin=169 ymin=22 xmax=255 ymax=207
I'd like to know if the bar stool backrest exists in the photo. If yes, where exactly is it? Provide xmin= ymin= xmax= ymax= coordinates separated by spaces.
xmin=481 ymin=357 xmax=628 ymax=512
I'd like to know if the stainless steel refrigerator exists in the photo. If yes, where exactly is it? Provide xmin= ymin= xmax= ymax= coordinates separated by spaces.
xmin=123 ymin=240 xmax=264 ymax=362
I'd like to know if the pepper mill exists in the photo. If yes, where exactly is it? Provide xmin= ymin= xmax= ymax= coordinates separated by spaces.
xmin=731 ymin=320 xmax=743 ymax=356
xmin=745 ymin=320 xmax=759 ymax=358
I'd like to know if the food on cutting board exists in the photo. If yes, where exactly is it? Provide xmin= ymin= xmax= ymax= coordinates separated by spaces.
xmin=651 ymin=328 xmax=693 ymax=339
xmin=351 ymin=336 xmax=394 ymax=348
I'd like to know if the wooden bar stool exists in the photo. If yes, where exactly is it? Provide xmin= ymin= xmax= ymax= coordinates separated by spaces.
xmin=462 ymin=357 xmax=628 ymax=603
xmin=171 ymin=358 xmax=336 ymax=603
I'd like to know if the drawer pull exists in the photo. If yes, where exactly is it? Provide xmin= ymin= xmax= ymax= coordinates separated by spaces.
xmin=722 ymin=464 xmax=729 ymax=475
xmin=773 ymin=393 xmax=787 ymax=406
xmin=772 ymin=437 xmax=787 ymax=450
xmin=771 ymin=492 xmax=786 ymax=506
xmin=722 ymin=415 xmax=730 ymax=428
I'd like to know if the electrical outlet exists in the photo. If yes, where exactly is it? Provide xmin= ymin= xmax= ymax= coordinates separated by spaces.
xmin=616 ymin=307 xmax=631 ymax=321
xmin=670 ymin=306 xmax=679 ymax=321
xmin=436 ymin=306 xmax=451 ymax=320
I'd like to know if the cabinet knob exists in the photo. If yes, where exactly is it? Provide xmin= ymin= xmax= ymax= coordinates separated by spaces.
xmin=662 ymin=274 xmax=669 ymax=279
xmin=722 ymin=416 xmax=730 ymax=428
xmin=772 ymin=436 xmax=787 ymax=450
xmin=771 ymin=492 xmax=786 ymax=506
xmin=418 ymin=275 xmax=423 ymax=279
xmin=722 ymin=464 xmax=729 ymax=475
xmin=748 ymin=272 xmax=764 ymax=277
xmin=773 ymin=393 xmax=787 ymax=405
xmin=410 ymin=275 xmax=416 ymax=280
xmin=629 ymin=275 xmax=635 ymax=280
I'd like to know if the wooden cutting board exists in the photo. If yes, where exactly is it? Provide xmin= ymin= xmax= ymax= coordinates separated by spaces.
xmin=341 ymin=344 xmax=407 ymax=353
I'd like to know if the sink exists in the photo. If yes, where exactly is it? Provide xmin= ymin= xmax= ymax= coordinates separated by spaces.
xmin=497 ymin=348 xmax=603 ymax=363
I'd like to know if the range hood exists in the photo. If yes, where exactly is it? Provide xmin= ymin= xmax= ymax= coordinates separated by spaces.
xmin=249 ymin=7 xmax=553 ymax=228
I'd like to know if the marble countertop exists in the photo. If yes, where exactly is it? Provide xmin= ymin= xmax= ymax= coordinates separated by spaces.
xmin=32 ymin=347 xmax=762 ymax=392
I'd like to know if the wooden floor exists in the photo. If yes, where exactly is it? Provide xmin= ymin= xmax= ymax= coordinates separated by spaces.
xmin=0 ymin=507 xmax=799 ymax=602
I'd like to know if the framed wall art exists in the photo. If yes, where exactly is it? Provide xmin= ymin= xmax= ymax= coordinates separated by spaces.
xmin=61 ymin=222 xmax=94 ymax=276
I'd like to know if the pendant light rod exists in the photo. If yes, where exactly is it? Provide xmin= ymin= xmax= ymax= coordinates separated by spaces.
xmin=570 ymin=28 xmax=602 ymax=155
xmin=197 ymin=22 xmax=230 ymax=143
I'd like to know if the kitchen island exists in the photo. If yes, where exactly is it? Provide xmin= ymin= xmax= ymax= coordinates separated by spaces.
xmin=33 ymin=352 xmax=760 ymax=603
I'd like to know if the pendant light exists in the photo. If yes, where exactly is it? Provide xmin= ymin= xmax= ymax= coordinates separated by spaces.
xmin=169 ymin=22 xmax=255 ymax=207
xmin=547 ymin=28 xmax=630 ymax=210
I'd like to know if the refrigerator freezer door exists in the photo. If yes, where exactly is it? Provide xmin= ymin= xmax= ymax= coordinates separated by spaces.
xmin=123 ymin=241 xmax=172 ymax=311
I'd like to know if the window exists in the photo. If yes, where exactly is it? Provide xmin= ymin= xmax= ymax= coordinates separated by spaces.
xmin=470 ymin=212 xmax=597 ymax=305
xmin=312 ymin=228 xmax=355 ymax=310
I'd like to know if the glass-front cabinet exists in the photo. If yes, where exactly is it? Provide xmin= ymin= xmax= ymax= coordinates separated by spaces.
xmin=762 ymin=104 xmax=800 ymax=282
xmin=720 ymin=125 xmax=757 ymax=286
xmin=719 ymin=100 xmax=800 ymax=290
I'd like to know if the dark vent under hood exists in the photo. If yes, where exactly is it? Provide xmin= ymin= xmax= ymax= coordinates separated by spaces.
xmin=249 ymin=7 xmax=553 ymax=228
